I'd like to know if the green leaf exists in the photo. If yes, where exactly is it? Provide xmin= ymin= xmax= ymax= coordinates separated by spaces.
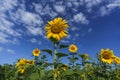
xmin=74 ymin=57 xmax=79 ymax=60
xmin=56 ymin=53 xmax=68 ymax=58
xmin=64 ymin=69 xmax=74 ymax=75
xmin=70 ymin=57 xmax=79 ymax=63
xmin=49 ymin=37 xmax=59 ymax=44
xmin=59 ymin=44 xmax=69 ymax=49
xmin=42 ymin=49 xmax=52 ymax=56
xmin=41 ymin=55 xmax=47 ymax=59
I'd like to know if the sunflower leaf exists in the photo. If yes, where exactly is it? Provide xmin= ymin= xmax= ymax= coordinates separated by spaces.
xmin=42 ymin=50 xmax=52 ymax=56
xmin=56 ymin=53 xmax=68 ymax=58
xmin=59 ymin=44 xmax=69 ymax=49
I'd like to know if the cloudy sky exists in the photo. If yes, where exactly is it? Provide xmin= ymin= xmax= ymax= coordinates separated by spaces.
xmin=0 ymin=0 xmax=120 ymax=64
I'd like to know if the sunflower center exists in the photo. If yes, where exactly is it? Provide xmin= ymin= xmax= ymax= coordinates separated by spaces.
xmin=103 ymin=53 xmax=110 ymax=59
xmin=71 ymin=46 xmax=75 ymax=50
xmin=35 ymin=50 xmax=39 ymax=54
xmin=51 ymin=26 xmax=63 ymax=33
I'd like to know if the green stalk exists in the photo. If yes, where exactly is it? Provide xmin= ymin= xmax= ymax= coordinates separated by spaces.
xmin=83 ymin=72 xmax=87 ymax=80
xmin=54 ymin=43 xmax=57 ymax=80
xmin=72 ymin=55 xmax=75 ymax=67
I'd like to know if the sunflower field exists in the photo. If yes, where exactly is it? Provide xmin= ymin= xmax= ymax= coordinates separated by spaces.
xmin=0 ymin=17 xmax=120 ymax=80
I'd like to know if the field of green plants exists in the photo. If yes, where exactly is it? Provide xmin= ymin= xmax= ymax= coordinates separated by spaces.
xmin=0 ymin=17 xmax=120 ymax=80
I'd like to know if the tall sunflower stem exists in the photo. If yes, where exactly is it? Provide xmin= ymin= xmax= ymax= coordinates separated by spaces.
xmin=72 ymin=55 xmax=75 ymax=67
xmin=54 ymin=43 xmax=58 ymax=80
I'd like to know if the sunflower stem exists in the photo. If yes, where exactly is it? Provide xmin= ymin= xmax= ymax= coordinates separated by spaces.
xmin=72 ymin=55 xmax=75 ymax=67
xmin=54 ymin=43 xmax=57 ymax=80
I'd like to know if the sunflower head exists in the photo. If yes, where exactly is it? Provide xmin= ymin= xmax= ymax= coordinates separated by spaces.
xmin=26 ymin=60 xmax=35 ymax=65
xmin=86 ymin=64 xmax=91 ymax=69
xmin=83 ymin=54 xmax=89 ymax=60
xmin=16 ymin=58 xmax=26 ymax=67
xmin=99 ymin=48 xmax=115 ymax=64
xmin=62 ymin=64 xmax=68 ymax=71
xmin=18 ymin=67 xmax=25 ymax=74
xmin=69 ymin=44 xmax=78 ymax=53
xmin=114 ymin=56 xmax=120 ymax=64
xmin=32 ymin=49 xmax=40 ymax=57
xmin=54 ymin=69 xmax=60 ymax=77
xmin=45 ymin=17 xmax=69 ymax=42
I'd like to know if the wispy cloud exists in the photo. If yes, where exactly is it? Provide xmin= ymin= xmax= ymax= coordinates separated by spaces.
xmin=99 ymin=0 xmax=120 ymax=16
xmin=54 ymin=4 xmax=66 ymax=13
xmin=85 ymin=0 xmax=103 ymax=12
xmin=29 ymin=38 xmax=41 ymax=45
xmin=26 ymin=27 xmax=43 ymax=36
xmin=73 ymin=12 xmax=89 ymax=24
xmin=0 ymin=0 xmax=44 ymax=44
xmin=88 ymin=28 xmax=92 ymax=32
xmin=0 ymin=0 xmax=120 ymax=45
xmin=33 ymin=3 xmax=57 ymax=18
xmin=0 ymin=47 xmax=3 ymax=52
xmin=7 ymin=49 xmax=15 ymax=54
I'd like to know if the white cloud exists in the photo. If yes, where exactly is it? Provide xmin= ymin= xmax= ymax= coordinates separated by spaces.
xmin=85 ymin=0 xmax=102 ymax=8
xmin=61 ymin=40 xmax=70 ymax=43
xmin=7 ymin=49 xmax=15 ymax=54
xmin=54 ymin=4 xmax=66 ymax=13
xmin=29 ymin=38 xmax=41 ymax=45
xmin=33 ymin=3 xmax=57 ymax=18
xmin=99 ymin=0 xmax=120 ymax=16
xmin=99 ymin=6 xmax=110 ymax=16
xmin=30 ymin=38 xmax=37 ymax=43
xmin=88 ymin=28 xmax=92 ymax=32
xmin=0 ymin=32 xmax=9 ymax=43
xmin=20 ymin=11 xmax=43 ymax=26
xmin=73 ymin=12 xmax=89 ymax=24
xmin=0 ymin=0 xmax=45 ymax=44
xmin=71 ymin=27 xmax=80 ymax=31
xmin=66 ymin=2 xmax=72 ymax=8
xmin=75 ymin=33 xmax=79 ymax=37
xmin=27 ymin=27 xmax=43 ymax=36
xmin=0 ymin=0 xmax=22 ymax=44
xmin=0 ymin=47 xmax=3 ymax=52
xmin=0 ymin=0 xmax=120 ymax=45
xmin=0 ymin=0 xmax=18 ymax=12
xmin=85 ymin=0 xmax=103 ymax=12
xmin=72 ymin=1 xmax=80 ymax=8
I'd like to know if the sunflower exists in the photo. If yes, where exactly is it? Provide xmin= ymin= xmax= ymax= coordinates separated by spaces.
xmin=99 ymin=48 xmax=115 ymax=64
xmin=86 ymin=64 xmax=91 ymax=69
xmin=69 ymin=44 xmax=78 ymax=53
xmin=26 ymin=60 xmax=35 ymax=65
xmin=62 ymin=64 xmax=68 ymax=71
xmin=16 ymin=58 xmax=26 ymax=67
xmin=32 ymin=49 xmax=40 ymax=57
xmin=18 ymin=67 xmax=25 ymax=74
xmin=84 ymin=54 xmax=89 ymax=60
xmin=114 ymin=57 xmax=120 ymax=64
xmin=45 ymin=17 xmax=69 ymax=41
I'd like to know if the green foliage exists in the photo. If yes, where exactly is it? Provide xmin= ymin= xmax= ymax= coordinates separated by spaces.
xmin=42 ymin=49 xmax=52 ymax=56
xmin=56 ymin=52 xmax=68 ymax=58
xmin=59 ymin=44 xmax=69 ymax=49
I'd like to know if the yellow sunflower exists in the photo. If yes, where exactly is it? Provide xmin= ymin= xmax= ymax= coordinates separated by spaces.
xmin=62 ymin=64 xmax=68 ymax=71
xmin=16 ymin=58 xmax=26 ymax=67
xmin=26 ymin=60 xmax=35 ymax=65
xmin=99 ymin=48 xmax=115 ymax=64
xmin=32 ymin=49 xmax=40 ymax=57
xmin=18 ymin=67 xmax=25 ymax=74
xmin=45 ymin=17 xmax=69 ymax=41
xmin=69 ymin=44 xmax=78 ymax=53
xmin=114 ymin=57 xmax=120 ymax=64
xmin=86 ymin=64 xmax=91 ymax=69
xmin=84 ymin=54 xmax=89 ymax=60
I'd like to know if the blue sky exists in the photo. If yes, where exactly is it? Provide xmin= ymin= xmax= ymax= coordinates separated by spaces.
xmin=0 ymin=0 xmax=120 ymax=64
